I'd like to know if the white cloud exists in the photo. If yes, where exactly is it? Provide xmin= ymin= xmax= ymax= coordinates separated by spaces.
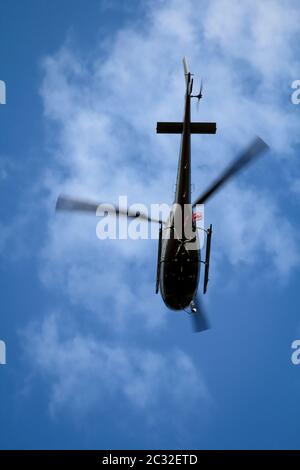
xmin=0 ymin=155 xmax=16 ymax=181
xmin=40 ymin=0 xmax=300 ymax=288
xmin=204 ymin=0 xmax=300 ymax=81
xmin=291 ymin=179 xmax=300 ymax=195
xmin=23 ymin=313 xmax=210 ymax=416
xmin=21 ymin=0 xmax=300 ymax=417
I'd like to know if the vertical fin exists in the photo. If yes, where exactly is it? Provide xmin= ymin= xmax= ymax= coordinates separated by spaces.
xmin=183 ymin=57 xmax=189 ymax=84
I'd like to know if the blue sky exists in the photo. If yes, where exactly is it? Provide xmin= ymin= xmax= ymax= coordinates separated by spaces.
xmin=1 ymin=0 xmax=300 ymax=450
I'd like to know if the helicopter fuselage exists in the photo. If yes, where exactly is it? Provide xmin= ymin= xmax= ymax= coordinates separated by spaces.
xmin=159 ymin=73 xmax=200 ymax=310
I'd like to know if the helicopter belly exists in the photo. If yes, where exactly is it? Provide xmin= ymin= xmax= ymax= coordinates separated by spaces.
xmin=160 ymin=239 xmax=200 ymax=310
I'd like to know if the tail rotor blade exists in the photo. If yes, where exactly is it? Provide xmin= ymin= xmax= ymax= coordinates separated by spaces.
xmin=193 ymin=136 xmax=269 ymax=207
xmin=191 ymin=295 xmax=210 ymax=333
xmin=198 ymin=79 xmax=203 ymax=103
xmin=199 ymin=79 xmax=203 ymax=96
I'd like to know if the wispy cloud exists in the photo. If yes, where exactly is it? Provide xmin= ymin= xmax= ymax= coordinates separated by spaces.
xmin=23 ymin=313 xmax=211 ymax=417
xmin=19 ymin=0 xmax=300 ymax=418
xmin=40 ymin=0 xmax=300 ymax=274
xmin=0 ymin=155 xmax=15 ymax=181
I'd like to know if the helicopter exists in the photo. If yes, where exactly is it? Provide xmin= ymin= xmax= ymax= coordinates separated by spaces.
xmin=56 ymin=58 xmax=269 ymax=332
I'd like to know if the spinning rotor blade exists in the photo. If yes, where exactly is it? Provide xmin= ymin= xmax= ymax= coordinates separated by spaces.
xmin=197 ymin=79 xmax=203 ymax=110
xmin=192 ymin=137 xmax=269 ymax=207
xmin=199 ymin=79 xmax=203 ymax=96
xmin=56 ymin=196 xmax=98 ymax=213
xmin=56 ymin=195 xmax=163 ymax=224
xmin=191 ymin=295 xmax=210 ymax=333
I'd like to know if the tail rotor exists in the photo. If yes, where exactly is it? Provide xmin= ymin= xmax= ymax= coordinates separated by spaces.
xmin=192 ymin=79 xmax=203 ymax=110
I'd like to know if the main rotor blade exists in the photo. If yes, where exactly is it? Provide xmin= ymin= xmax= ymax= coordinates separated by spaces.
xmin=192 ymin=295 xmax=210 ymax=333
xmin=56 ymin=195 xmax=163 ymax=224
xmin=192 ymin=137 xmax=269 ymax=207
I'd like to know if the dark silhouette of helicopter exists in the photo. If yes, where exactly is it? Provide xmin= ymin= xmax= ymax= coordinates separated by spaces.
xmin=56 ymin=58 xmax=269 ymax=332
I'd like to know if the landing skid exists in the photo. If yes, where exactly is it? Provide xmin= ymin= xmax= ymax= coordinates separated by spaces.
xmin=202 ymin=224 xmax=212 ymax=294
xmin=155 ymin=222 xmax=163 ymax=294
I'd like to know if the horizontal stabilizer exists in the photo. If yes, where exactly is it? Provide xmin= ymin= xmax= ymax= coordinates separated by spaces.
xmin=157 ymin=122 xmax=182 ymax=134
xmin=156 ymin=122 xmax=217 ymax=134
xmin=191 ymin=122 xmax=216 ymax=134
